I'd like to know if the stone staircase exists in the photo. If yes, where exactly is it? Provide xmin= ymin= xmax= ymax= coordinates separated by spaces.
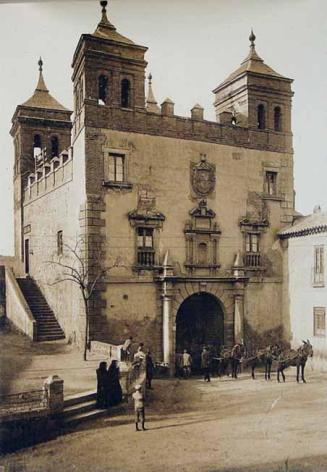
xmin=17 ymin=277 xmax=65 ymax=342
xmin=61 ymin=391 xmax=126 ymax=428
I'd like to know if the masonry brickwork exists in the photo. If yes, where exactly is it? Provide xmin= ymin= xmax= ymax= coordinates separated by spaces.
xmin=11 ymin=4 xmax=295 ymax=366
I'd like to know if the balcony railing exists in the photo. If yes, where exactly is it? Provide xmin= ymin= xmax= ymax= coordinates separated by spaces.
xmin=245 ymin=252 xmax=261 ymax=268
xmin=137 ymin=249 xmax=155 ymax=267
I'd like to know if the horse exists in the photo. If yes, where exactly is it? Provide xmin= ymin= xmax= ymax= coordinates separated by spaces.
xmin=241 ymin=345 xmax=279 ymax=380
xmin=276 ymin=340 xmax=313 ymax=383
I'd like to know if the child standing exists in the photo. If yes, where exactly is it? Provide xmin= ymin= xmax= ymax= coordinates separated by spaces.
xmin=132 ymin=384 xmax=146 ymax=431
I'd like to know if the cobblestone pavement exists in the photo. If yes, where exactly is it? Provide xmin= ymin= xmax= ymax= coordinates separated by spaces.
xmin=1 ymin=367 xmax=327 ymax=472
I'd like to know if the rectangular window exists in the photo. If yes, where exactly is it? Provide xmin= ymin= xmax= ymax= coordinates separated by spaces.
xmin=137 ymin=227 xmax=155 ymax=267
xmin=107 ymin=153 xmax=125 ymax=182
xmin=246 ymin=233 xmax=259 ymax=253
xmin=313 ymin=245 xmax=324 ymax=286
xmin=265 ymin=171 xmax=277 ymax=196
xmin=245 ymin=233 xmax=260 ymax=267
xmin=57 ymin=230 xmax=63 ymax=256
xmin=313 ymin=307 xmax=325 ymax=337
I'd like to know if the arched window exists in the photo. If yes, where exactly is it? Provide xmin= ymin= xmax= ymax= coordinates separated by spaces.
xmin=198 ymin=242 xmax=208 ymax=265
xmin=274 ymin=106 xmax=282 ymax=132
xmin=121 ymin=79 xmax=131 ymax=108
xmin=257 ymin=104 xmax=266 ymax=130
xmin=98 ymin=75 xmax=108 ymax=105
xmin=33 ymin=134 xmax=42 ymax=158
xmin=51 ymin=136 xmax=59 ymax=158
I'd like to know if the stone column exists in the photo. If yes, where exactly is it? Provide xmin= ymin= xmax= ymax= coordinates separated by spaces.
xmin=234 ymin=295 xmax=244 ymax=344
xmin=162 ymin=294 xmax=171 ymax=365
xmin=43 ymin=375 xmax=64 ymax=412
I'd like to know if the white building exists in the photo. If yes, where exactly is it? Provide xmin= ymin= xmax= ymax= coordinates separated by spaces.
xmin=279 ymin=206 xmax=327 ymax=371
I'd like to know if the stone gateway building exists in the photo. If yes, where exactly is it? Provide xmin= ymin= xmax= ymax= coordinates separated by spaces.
xmin=10 ymin=2 xmax=295 ymax=369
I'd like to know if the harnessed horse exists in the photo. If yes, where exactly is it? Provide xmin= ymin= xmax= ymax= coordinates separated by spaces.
xmin=276 ymin=340 xmax=313 ymax=383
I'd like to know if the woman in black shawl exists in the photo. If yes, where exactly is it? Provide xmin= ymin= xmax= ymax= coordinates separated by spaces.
xmin=107 ymin=360 xmax=123 ymax=406
xmin=96 ymin=361 xmax=108 ymax=408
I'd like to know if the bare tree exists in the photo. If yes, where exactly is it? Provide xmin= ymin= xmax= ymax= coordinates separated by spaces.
xmin=48 ymin=239 xmax=123 ymax=361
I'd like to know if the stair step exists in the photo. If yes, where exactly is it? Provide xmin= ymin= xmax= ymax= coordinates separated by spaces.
xmin=61 ymin=400 xmax=98 ymax=418
xmin=64 ymin=391 xmax=97 ymax=407
xmin=37 ymin=335 xmax=65 ymax=341
xmin=63 ymin=408 xmax=109 ymax=427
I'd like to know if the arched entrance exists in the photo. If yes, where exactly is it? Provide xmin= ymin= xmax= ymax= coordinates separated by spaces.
xmin=176 ymin=292 xmax=224 ymax=371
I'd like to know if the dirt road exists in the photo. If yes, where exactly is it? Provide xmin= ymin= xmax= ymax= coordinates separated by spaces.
xmin=2 ymin=371 xmax=327 ymax=472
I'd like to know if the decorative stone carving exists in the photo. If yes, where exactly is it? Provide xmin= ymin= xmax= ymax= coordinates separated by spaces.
xmin=191 ymin=154 xmax=216 ymax=197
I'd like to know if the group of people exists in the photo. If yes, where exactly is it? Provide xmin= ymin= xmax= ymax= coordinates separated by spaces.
xmin=96 ymin=359 xmax=123 ymax=409
xmin=121 ymin=338 xmax=155 ymax=390
xmin=179 ymin=342 xmax=249 ymax=381
xmin=96 ymin=336 xmax=155 ymax=431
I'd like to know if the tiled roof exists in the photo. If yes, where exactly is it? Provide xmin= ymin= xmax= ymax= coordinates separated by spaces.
xmin=22 ymin=70 xmax=68 ymax=111
xmin=214 ymin=32 xmax=291 ymax=92
xmin=278 ymin=209 xmax=327 ymax=238
xmin=92 ymin=7 xmax=134 ymax=45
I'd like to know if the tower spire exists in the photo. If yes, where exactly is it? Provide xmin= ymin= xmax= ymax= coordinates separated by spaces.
xmin=146 ymin=73 xmax=160 ymax=114
xmin=97 ymin=0 xmax=116 ymax=30
xmin=36 ymin=57 xmax=48 ymax=92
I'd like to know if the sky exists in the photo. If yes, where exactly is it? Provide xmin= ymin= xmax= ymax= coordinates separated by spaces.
xmin=0 ymin=0 xmax=326 ymax=255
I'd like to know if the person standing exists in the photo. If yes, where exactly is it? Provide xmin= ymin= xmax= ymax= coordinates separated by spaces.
xmin=107 ymin=360 xmax=123 ymax=406
xmin=231 ymin=344 xmax=242 ymax=379
xmin=201 ymin=346 xmax=211 ymax=382
xmin=121 ymin=336 xmax=133 ymax=361
xmin=133 ymin=343 xmax=146 ymax=366
xmin=182 ymin=349 xmax=192 ymax=378
xmin=145 ymin=350 xmax=155 ymax=389
xmin=96 ymin=361 xmax=108 ymax=409
xmin=132 ymin=384 xmax=146 ymax=431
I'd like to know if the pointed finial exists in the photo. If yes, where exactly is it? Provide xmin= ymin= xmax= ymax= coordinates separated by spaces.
xmin=249 ymin=29 xmax=256 ymax=47
xmin=148 ymin=73 xmax=152 ymax=83
xmin=100 ymin=1 xmax=108 ymax=23
xmin=38 ymin=57 xmax=43 ymax=72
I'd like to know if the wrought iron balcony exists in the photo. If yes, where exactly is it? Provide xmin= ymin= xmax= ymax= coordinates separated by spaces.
xmin=137 ymin=249 xmax=155 ymax=267
xmin=245 ymin=252 xmax=261 ymax=268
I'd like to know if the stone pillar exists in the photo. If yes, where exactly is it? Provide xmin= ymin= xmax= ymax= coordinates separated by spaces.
xmin=234 ymin=295 xmax=244 ymax=344
xmin=43 ymin=375 xmax=64 ymax=412
xmin=162 ymin=294 xmax=171 ymax=365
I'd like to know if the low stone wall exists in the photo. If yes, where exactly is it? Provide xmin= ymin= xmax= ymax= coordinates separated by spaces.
xmin=0 ymin=376 xmax=64 ymax=453
xmin=5 ymin=269 xmax=36 ymax=340
xmin=89 ymin=340 xmax=122 ymax=361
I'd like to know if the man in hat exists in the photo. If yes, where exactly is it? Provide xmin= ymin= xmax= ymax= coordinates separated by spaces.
xmin=132 ymin=384 xmax=146 ymax=431
xmin=201 ymin=346 xmax=211 ymax=382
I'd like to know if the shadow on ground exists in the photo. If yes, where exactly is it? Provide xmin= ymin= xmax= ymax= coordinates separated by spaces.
xmin=0 ymin=325 xmax=69 ymax=395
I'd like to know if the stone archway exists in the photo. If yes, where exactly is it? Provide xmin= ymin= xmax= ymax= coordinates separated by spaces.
xmin=175 ymin=292 xmax=225 ymax=371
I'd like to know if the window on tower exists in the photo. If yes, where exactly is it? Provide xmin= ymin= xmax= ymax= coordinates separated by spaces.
xmin=245 ymin=233 xmax=261 ymax=268
xmin=107 ymin=153 xmax=125 ymax=182
xmin=274 ymin=106 xmax=282 ymax=132
xmin=33 ymin=134 xmax=42 ymax=158
xmin=121 ymin=79 xmax=131 ymax=108
xmin=98 ymin=75 xmax=108 ymax=105
xmin=265 ymin=171 xmax=278 ymax=196
xmin=257 ymin=104 xmax=266 ymax=130
xmin=51 ymin=136 xmax=59 ymax=158
xmin=137 ymin=227 xmax=155 ymax=267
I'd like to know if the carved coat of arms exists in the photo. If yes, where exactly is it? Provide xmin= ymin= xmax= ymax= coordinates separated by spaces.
xmin=191 ymin=155 xmax=216 ymax=197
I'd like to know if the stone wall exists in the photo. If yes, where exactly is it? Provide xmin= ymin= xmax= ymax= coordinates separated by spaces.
xmin=79 ymin=125 xmax=294 ymax=356
xmin=285 ymin=232 xmax=327 ymax=370
xmin=22 ymin=131 xmax=87 ymax=344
